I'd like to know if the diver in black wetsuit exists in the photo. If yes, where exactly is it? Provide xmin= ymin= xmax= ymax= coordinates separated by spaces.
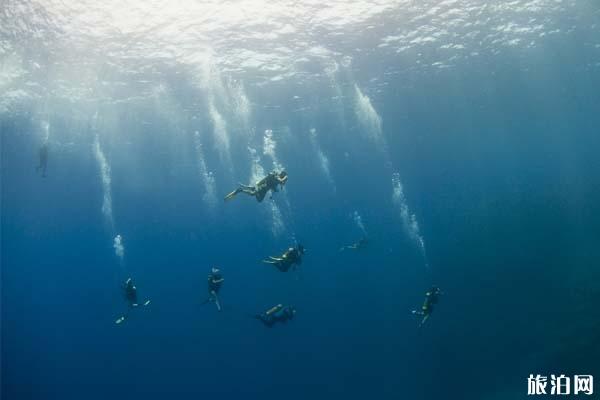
xmin=411 ymin=286 xmax=442 ymax=328
xmin=262 ymin=244 xmax=305 ymax=272
xmin=115 ymin=278 xmax=151 ymax=324
xmin=224 ymin=170 xmax=288 ymax=203
xmin=36 ymin=143 xmax=48 ymax=177
xmin=255 ymin=304 xmax=296 ymax=327
xmin=202 ymin=267 xmax=225 ymax=312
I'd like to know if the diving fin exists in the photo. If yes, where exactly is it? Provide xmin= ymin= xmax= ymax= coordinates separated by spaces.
xmin=115 ymin=316 xmax=126 ymax=324
xmin=224 ymin=190 xmax=238 ymax=201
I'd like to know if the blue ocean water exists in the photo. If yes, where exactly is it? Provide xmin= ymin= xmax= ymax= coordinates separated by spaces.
xmin=2 ymin=1 xmax=600 ymax=399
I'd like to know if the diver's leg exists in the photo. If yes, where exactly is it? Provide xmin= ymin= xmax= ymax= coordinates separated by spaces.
xmin=212 ymin=291 xmax=222 ymax=312
xmin=256 ymin=190 xmax=267 ymax=202
xmin=115 ymin=308 xmax=131 ymax=324
xmin=263 ymin=256 xmax=283 ymax=264
xmin=419 ymin=315 xmax=429 ymax=328
xmin=227 ymin=187 xmax=256 ymax=200
xmin=239 ymin=188 xmax=256 ymax=196
xmin=224 ymin=187 xmax=243 ymax=201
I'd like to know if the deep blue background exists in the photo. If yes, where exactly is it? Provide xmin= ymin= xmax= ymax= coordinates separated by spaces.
xmin=2 ymin=24 xmax=600 ymax=400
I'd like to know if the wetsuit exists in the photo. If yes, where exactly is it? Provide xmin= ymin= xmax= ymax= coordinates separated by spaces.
xmin=254 ymin=172 xmax=280 ymax=202
xmin=125 ymin=280 xmax=138 ymax=306
xmin=208 ymin=272 xmax=224 ymax=295
xmin=265 ymin=247 xmax=303 ymax=272
xmin=256 ymin=305 xmax=296 ymax=327
xmin=206 ymin=271 xmax=224 ymax=311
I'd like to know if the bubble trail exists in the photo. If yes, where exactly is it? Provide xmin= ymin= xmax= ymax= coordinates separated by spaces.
xmin=309 ymin=128 xmax=335 ymax=191
xmin=248 ymin=146 xmax=286 ymax=237
xmin=354 ymin=84 xmax=383 ymax=149
xmin=392 ymin=172 xmax=428 ymax=268
xmin=93 ymin=133 xmax=114 ymax=230
xmin=193 ymin=131 xmax=217 ymax=209
xmin=353 ymin=211 xmax=367 ymax=236
xmin=113 ymin=234 xmax=125 ymax=264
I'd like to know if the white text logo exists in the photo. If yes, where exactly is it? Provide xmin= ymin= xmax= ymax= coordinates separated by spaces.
xmin=528 ymin=375 xmax=593 ymax=396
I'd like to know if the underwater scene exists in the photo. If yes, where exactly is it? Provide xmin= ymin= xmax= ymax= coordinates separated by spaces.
xmin=1 ymin=1 xmax=600 ymax=399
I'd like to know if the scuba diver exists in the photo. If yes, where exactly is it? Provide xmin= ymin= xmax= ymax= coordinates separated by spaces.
xmin=262 ymin=244 xmax=305 ymax=272
xmin=339 ymin=237 xmax=368 ymax=252
xmin=115 ymin=278 xmax=151 ymax=324
xmin=202 ymin=267 xmax=224 ymax=312
xmin=254 ymin=304 xmax=296 ymax=328
xmin=224 ymin=170 xmax=288 ymax=202
xmin=36 ymin=143 xmax=48 ymax=177
xmin=411 ymin=286 xmax=442 ymax=328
